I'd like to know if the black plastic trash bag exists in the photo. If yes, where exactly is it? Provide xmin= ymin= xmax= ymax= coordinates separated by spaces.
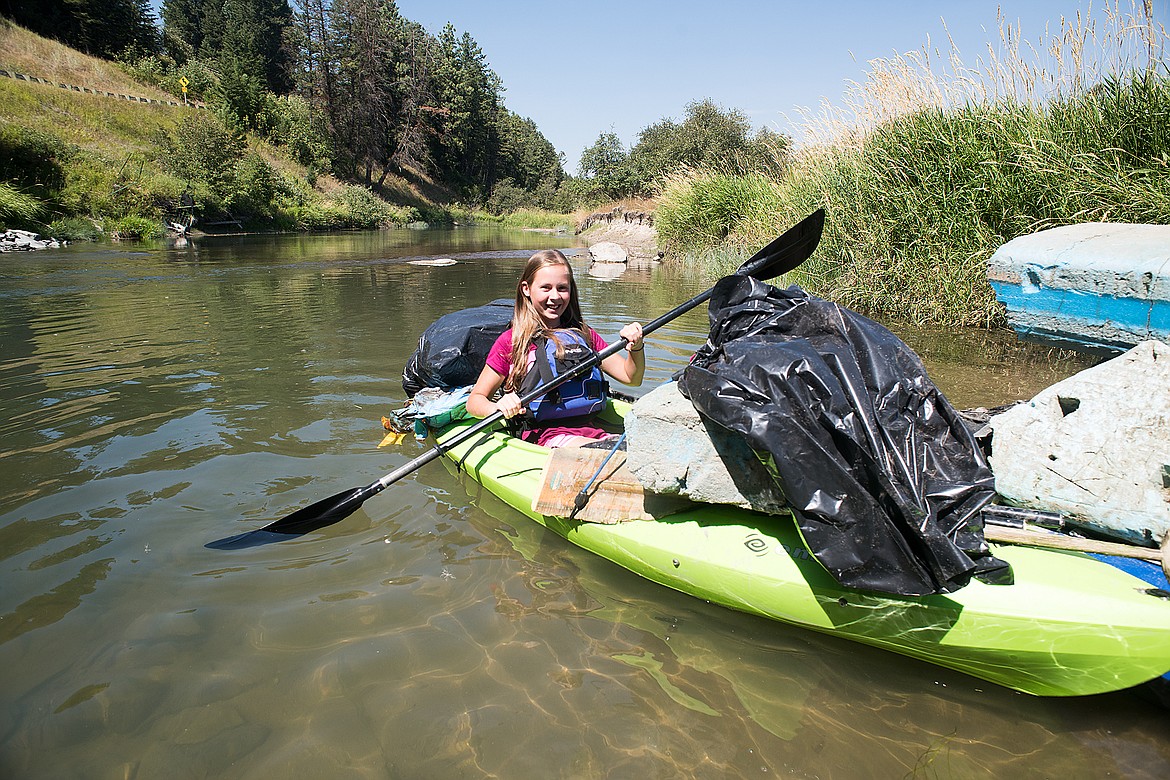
xmin=402 ymin=298 xmax=514 ymax=397
xmin=678 ymin=276 xmax=1011 ymax=596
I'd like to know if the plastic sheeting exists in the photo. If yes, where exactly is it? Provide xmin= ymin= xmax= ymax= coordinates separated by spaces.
xmin=402 ymin=298 xmax=514 ymax=397
xmin=678 ymin=276 xmax=1012 ymax=596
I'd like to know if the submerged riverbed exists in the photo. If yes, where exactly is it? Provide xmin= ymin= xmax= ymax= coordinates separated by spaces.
xmin=1 ymin=227 xmax=1165 ymax=778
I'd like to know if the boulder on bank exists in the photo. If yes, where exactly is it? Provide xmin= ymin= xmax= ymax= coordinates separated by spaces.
xmin=625 ymin=382 xmax=788 ymax=514
xmin=581 ymin=219 xmax=662 ymax=262
xmin=587 ymin=241 xmax=628 ymax=264
xmin=988 ymin=339 xmax=1170 ymax=546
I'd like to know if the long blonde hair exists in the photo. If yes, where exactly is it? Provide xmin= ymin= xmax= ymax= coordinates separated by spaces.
xmin=505 ymin=249 xmax=590 ymax=392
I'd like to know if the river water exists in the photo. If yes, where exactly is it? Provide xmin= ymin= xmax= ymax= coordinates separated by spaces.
xmin=1 ymin=227 xmax=1165 ymax=779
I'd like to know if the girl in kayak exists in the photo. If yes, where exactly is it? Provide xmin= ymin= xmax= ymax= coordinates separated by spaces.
xmin=466 ymin=249 xmax=645 ymax=447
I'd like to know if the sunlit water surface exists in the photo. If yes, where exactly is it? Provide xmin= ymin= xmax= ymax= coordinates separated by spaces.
xmin=1 ymin=227 xmax=1165 ymax=779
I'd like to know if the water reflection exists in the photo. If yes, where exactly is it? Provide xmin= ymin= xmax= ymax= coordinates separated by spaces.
xmin=587 ymin=261 xmax=629 ymax=281
xmin=434 ymin=467 xmax=1170 ymax=777
xmin=0 ymin=227 xmax=1163 ymax=779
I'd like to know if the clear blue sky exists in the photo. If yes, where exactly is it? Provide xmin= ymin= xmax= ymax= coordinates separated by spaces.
xmin=394 ymin=0 xmax=1168 ymax=173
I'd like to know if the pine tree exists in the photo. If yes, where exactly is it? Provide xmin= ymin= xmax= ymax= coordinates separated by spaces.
xmin=431 ymin=25 xmax=502 ymax=197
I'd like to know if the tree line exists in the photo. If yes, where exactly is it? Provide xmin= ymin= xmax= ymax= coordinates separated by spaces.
xmin=4 ymin=0 xmax=790 ymax=213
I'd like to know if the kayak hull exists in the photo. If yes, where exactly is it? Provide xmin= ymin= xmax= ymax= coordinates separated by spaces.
xmin=436 ymin=408 xmax=1170 ymax=697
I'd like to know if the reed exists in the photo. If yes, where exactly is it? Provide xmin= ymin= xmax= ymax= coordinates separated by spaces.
xmin=658 ymin=1 xmax=1169 ymax=326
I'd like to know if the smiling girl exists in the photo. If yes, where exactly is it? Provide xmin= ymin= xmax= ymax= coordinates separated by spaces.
xmin=465 ymin=249 xmax=645 ymax=447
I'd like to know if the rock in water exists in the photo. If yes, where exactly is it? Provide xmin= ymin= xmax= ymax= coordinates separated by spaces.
xmin=0 ymin=229 xmax=62 ymax=251
xmin=408 ymin=258 xmax=457 ymax=266
xmin=988 ymin=339 xmax=1170 ymax=546
xmin=625 ymin=382 xmax=788 ymax=514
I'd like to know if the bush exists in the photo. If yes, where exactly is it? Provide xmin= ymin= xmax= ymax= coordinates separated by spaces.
xmin=257 ymin=94 xmax=332 ymax=173
xmin=329 ymin=185 xmax=417 ymax=229
xmin=118 ymin=53 xmax=218 ymax=102
xmin=551 ymin=177 xmax=605 ymax=212
xmin=173 ymin=58 xmax=219 ymax=101
xmin=226 ymin=153 xmax=277 ymax=216
xmin=109 ymin=215 xmax=163 ymax=240
xmin=157 ymin=113 xmax=246 ymax=199
xmin=486 ymin=177 xmax=527 ymax=214
xmin=46 ymin=216 xmax=102 ymax=241
xmin=117 ymin=52 xmax=172 ymax=90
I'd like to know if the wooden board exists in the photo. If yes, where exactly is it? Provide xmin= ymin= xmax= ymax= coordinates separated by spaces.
xmin=533 ymin=446 xmax=693 ymax=524
xmin=985 ymin=524 xmax=1167 ymax=574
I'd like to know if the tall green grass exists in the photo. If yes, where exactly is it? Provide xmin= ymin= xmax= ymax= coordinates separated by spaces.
xmin=655 ymin=171 xmax=784 ymax=251
xmin=0 ymin=181 xmax=45 ymax=227
xmin=438 ymin=206 xmax=574 ymax=230
xmin=657 ymin=2 xmax=1170 ymax=327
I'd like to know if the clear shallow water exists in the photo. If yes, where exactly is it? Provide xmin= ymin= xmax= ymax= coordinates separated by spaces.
xmin=1 ymin=227 xmax=1165 ymax=779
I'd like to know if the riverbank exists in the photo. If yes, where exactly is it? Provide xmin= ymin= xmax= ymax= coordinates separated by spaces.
xmin=0 ymin=24 xmax=490 ymax=241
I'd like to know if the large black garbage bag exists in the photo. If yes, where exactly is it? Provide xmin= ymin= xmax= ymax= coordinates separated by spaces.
xmin=402 ymin=299 xmax=514 ymax=397
xmin=678 ymin=276 xmax=1011 ymax=596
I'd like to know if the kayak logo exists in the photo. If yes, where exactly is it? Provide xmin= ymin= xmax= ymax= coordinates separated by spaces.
xmin=744 ymin=535 xmax=769 ymax=554
xmin=744 ymin=533 xmax=815 ymax=561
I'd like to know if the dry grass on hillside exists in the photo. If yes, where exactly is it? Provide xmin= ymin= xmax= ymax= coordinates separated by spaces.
xmin=0 ymin=20 xmax=173 ymax=100
xmin=791 ymin=0 xmax=1166 ymax=151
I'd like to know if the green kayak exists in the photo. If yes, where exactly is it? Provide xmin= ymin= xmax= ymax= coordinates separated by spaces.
xmin=435 ymin=401 xmax=1170 ymax=697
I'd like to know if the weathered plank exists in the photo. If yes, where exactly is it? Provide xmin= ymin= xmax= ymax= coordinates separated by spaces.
xmin=532 ymin=446 xmax=692 ymax=523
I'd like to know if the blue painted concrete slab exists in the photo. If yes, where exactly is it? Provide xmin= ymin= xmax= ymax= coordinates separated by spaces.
xmin=988 ymin=223 xmax=1170 ymax=352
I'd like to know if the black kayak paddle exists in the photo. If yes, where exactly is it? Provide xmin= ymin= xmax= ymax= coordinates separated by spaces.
xmin=206 ymin=208 xmax=825 ymax=550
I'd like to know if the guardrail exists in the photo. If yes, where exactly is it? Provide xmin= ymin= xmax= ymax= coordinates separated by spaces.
xmin=0 ymin=67 xmax=206 ymax=108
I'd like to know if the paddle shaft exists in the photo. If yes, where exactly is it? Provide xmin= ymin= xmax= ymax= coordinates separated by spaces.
xmin=366 ymin=263 xmax=729 ymax=497
xmin=982 ymin=505 xmax=1168 ymax=579
xmin=371 ymin=235 xmax=808 ymax=492
xmin=228 ymin=209 xmax=825 ymax=540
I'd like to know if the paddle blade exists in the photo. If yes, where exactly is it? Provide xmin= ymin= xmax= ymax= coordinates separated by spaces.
xmin=205 ymin=529 xmax=306 ymax=551
xmin=737 ymin=208 xmax=825 ymax=281
xmin=265 ymin=485 xmax=373 ymax=533
xmin=206 ymin=484 xmax=374 ymax=550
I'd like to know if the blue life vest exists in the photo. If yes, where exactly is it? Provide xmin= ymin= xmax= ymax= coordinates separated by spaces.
xmin=520 ymin=330 xmax=608 ymax=422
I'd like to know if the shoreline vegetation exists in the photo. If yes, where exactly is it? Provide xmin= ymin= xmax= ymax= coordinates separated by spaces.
xmin=1 ymin=4 xmax=1168 ymax=328
xmin=655 ymin=3 xmax=1170 ymax=327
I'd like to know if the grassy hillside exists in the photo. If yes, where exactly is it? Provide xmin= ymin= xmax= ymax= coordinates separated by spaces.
xmin=0 ymin=22 xmax=491 ymax=239
xmin=0 ymin=21 xmax=175 ymax=100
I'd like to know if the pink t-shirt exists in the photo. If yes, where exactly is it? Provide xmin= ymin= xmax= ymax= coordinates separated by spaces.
xmin=485 ymin=327 xmax=612 ymax=446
